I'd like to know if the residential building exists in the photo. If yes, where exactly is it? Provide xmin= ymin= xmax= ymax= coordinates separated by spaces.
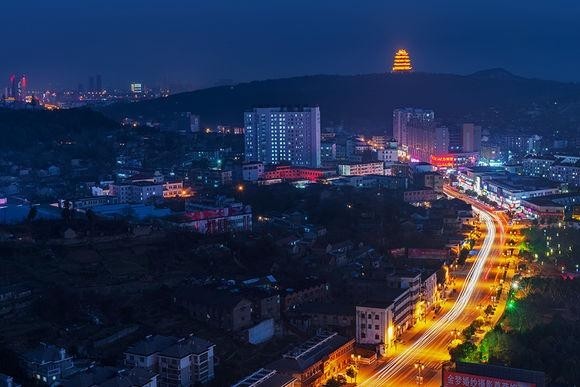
xmin=242 ymin=162 xmax=264 ymax=181
xmin=549 ymin=157 xmax=580 ymax=187
xmin=193 ymin=168 xmax=232 ymax=187
xmin=521 ymin=193 xmax=580 ymax=223
xmin=356 ymin=300 xmax=395 ymax=356
xmin=522 ymin=154 xmax=580 ymax=187
xmin=157 ymin=337 xmax=215 ymax=386
xmin=71 ymin=196 xmax=118 ymax=210
xmin=433 ymin=126 xmax=450 ymax=155
xmin=329 ymin=175 xmax=408 ymax=190
xmin=176 ymin=287 xmax=253 ymax=331
xmin=392 ymin=108 xmax=435 ymax=159
xmin=233 ymin=369 xmax=297 ymax=387
xmin=124 ymin=335 xmax=179 ymax=370
xmin=20 ymin=343 xmax=74 ymax=385
xmin=267 ymin=332 xmax=354 ymax=387
xmin=0 ymin=374 xmax=21 ymax=387
xmin=337 ymin=162 xmax=384 ymax=176
xmin=64 ymin=366 xmax=158 ymax=387
xmin=349 ymin=280 xmax=416 ymax=336
xmin=377 ymin=139 xmax=398 ymax=163
xmin=168 ymin=199 xmax=252 ymax=234
xmin=462 ymin=123 xmax=482 ymax=153
xmin=406 ymin=118 xmax=443 ymax=162
xmin=403 ymin=188 xmax=438 ymax=203
xmin=283 ymin=281 xmax=331 ymax=311
xmin=429 ymin=152 xmax=478 ymax=169
xmin=320 ymin=141 xmax=337 ymax=163
xmin=244 ymin=107 xmax=321 ymax=167
xmin=109 ymin=182 xmax=164 ymax=204
xmin=416 ymin=172 xmax=443 ymax=192
xmin=457 ymin=167 xmax=561 ymax=209
xmin=522 ymin=155 xmax=556 ymax=178
xmin=262 ymin=165 xmax=336 ymax=182
xmin=163 ymin=181 xmax=185 ymax=198
xmin=288 ymin=302 xmax=355 ymax=334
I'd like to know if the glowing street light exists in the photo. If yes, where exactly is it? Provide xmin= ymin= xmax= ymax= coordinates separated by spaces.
xmin=414 ymin=362 xmax=425 ymax=385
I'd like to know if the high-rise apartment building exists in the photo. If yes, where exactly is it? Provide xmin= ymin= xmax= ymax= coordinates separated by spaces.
xmin=244 ymin=107 xmax=321 ymax=167
xmin=392 ymin=108 xmax=435 ymax=151
xmin=462 ymin=123 xmax=482 ymax=152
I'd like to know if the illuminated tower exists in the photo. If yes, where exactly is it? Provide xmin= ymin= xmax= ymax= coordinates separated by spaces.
xmin=391 ymin=49 xmax=413 ymax=72
xmin=17 ymin=75 xmax=27 ymax=101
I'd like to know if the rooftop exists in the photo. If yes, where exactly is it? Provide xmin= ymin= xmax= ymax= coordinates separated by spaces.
xmin=21 ymin=343 xmax=70 ymax=364
xmin=267 ymin=332 xmax=351 ymax=373
xmin=233 ymin=369 xmax=296 ymax=387
xmin=158 ymin=336 xmax=215 ymax=359
xmin=124 ymin=335 xmax=178 ymax=357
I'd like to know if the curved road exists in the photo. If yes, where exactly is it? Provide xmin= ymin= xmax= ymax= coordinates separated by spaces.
xmin=362 ymin=189 xmax=507 ymax=386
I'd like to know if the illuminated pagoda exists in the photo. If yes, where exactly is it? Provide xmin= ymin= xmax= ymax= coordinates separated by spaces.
xmin=391 ymin=49 xmax=413 ymax=72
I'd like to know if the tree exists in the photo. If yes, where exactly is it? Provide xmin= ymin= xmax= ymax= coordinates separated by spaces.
xmin=346 ymin=366 xmax=357 ymax=382
xmin=484 ymin=304 xmax=494 ymax=318
xmin=323 ymin=377 xmax=343 ymax=387
xmin=449 ymin=341 xmax=478 ymax=363
xmin=462 ymin=324 xmax=476 ymax=340
xmin=473 ymin=317 xmax=485 ymax=330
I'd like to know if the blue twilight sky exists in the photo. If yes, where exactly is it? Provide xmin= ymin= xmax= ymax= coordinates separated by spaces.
xmin=2 ymin=0 xmax=580 ymax=90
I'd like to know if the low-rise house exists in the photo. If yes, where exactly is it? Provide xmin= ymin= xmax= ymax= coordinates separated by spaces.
xmin=283 ymin=281 xmax=331 ymax=312
xmin=267 ymin=332 xmax=354 ymax=387
xmin=0 ymin=373 xmax=21 ymax=387
xmin=63 ymin=366 xmax=158 ymax=387
xmin=124 ymin=335 xmax=179 ymax=370
xmin=288 ymin=302 xmax=355 ymax=334
xmin=175 ymin=287 xmax=253 ymax=331
xmin=356 ymin=299 xmax=396 ymax=356
xmin=157 ymin=336 xmax=215 ymax=386
xmin=20 ymin=343 xmax=74 ymax=385
xmin=167 ymin=200 xmax=252 ymax=235
xmin=124 ymin=335 xmax=215 ymax=387
xmin=232 ymin=368 xmax=296 ymax=387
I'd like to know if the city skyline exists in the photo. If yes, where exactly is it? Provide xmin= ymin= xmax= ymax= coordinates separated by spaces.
xmin=3 ymin=1 xmax=580 ymax=90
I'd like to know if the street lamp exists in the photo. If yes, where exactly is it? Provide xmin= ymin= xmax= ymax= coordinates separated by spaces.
xmin=450 ymin=329 xmax=460 ymax=341
xmin=414 ymin=362 xmax=425 ymax=385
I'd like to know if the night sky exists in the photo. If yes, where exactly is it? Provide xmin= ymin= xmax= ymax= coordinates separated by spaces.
xmin=3 ymin=0 xmax=580 ymax=90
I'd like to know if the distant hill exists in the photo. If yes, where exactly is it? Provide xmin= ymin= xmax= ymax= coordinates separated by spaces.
xmin=102 ymin=70 xmax=580 ymax=134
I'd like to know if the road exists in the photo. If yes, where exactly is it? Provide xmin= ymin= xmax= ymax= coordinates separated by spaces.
xmin=360 ymin=187 xmax=509 ymax=386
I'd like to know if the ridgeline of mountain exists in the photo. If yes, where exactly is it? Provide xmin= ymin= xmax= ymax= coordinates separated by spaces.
xmin=102 ymin=70 xmax=580 ymax=134
xmin=468 ymin=68 xmax=524 ymax=81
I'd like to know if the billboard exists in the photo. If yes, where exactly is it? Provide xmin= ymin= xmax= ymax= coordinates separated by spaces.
xmin=443 ymin=371 xmax=535 ymax=387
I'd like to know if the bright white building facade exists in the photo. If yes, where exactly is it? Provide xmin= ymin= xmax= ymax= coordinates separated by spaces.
xmin=244 ymin=107 xmax=321 ymax=167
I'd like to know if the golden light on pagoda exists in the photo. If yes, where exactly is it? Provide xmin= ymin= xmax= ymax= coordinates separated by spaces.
xmin=391 ymin=49 xmax=413 ymax=72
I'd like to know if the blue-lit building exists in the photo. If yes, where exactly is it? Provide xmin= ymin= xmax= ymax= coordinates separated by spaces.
xmin=244 ymin=107 xmax=321 ymax=167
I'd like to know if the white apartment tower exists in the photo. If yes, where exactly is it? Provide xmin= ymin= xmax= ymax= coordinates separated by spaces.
xmin=244 ymin=107 xmax=321 ymax=167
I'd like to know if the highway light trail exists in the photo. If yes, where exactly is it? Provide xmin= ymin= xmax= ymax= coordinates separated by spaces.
xmin=362 ymin=208 xmax=497 ymax=385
